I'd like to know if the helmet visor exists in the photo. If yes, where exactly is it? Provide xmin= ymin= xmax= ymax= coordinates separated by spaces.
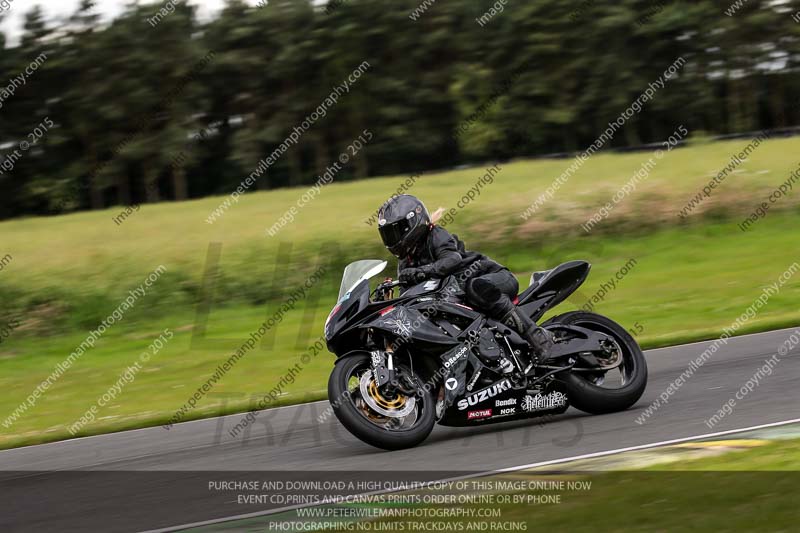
xmin=378 ymin=218 xmax=412 ymax=250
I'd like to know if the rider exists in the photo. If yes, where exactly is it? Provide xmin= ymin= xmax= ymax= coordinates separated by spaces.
xmin=376 ymin=194 xmax=553 ymax=361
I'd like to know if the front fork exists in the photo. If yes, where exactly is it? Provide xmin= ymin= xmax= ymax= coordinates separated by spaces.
xmin=370 ymin=349 xmax=395 ymax=387
xmin=371 ymin=349 xmax=417 ymax=396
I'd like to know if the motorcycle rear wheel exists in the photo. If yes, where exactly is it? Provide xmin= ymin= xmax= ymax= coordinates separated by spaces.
xmin=545 ymin=311 xmax=647 ymax=414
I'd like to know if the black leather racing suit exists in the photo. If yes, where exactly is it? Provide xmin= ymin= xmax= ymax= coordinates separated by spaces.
xmin=398 ymin=225 xmax=519 ymax=319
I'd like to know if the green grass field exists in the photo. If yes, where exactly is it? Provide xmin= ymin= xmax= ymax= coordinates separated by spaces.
xmin=0 ymin=136 xmax=798 ymax=448
xmin=361 ymin=439 xmax=800 ymax=532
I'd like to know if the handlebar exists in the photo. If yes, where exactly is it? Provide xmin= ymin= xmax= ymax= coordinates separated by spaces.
xmin=379 ymin=279 xmax=403 ymax=290
xmin=371 ymin=278 xmax=403 ymax=301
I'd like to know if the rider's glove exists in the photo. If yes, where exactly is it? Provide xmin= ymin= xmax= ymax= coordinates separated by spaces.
xmin=399 ymin=267 xmax=429 ymax=284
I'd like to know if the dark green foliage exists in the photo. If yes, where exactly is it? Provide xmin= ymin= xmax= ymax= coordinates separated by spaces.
xmin=0 ymin=0 xmax=798 ymax=218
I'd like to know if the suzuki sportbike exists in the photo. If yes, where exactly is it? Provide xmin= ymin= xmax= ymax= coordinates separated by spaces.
xmin=324 ymin=259 xmax=647 ymax=450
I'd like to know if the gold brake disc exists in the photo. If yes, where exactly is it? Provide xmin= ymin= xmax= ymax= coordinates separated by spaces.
xmin=368 ymin=380 xmax=407 ymax=409
xmin=359 ymin=370 xmax=416 ymax=418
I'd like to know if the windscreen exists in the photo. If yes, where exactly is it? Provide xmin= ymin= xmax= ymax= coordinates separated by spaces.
xmin=338 ymin=260 xmax=387 ymax=301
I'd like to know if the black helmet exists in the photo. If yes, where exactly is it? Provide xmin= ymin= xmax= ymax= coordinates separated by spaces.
xmin=377 ymin=194 xmax=431 ymax=257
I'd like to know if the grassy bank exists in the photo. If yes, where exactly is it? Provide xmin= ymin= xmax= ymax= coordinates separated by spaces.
xmin=1 ymin=136 xmax=798 ymax=334
xmin=0 ymin=137 xmax=798 ymax=448
xmin=1 ymin=210 xmax=799 ymax=449
xmin=362 ymin=439 xmax=800 ymax=532
xmin=500 ymin=439 xmax=800 ymax=531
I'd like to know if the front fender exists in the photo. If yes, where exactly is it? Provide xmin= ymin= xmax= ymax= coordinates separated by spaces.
xmin=333 ymin=349 xmax=394 ymax=390
xmin=333 ymin=349 xmax=373 ymax=365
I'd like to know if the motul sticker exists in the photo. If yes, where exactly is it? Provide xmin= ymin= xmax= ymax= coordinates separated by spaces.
xmin=467 ymin=409 xmax=492 ymax=420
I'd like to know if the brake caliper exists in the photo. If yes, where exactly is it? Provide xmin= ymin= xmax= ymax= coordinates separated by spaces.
xmin=370 ymin=350 xmax=395 ymax=388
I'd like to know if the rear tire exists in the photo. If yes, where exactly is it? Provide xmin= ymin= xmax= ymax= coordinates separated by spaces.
xmin=328 ymin=352 xmax=435 ymax=450
xmin=545 ymin=311 xmax=647 ymax=414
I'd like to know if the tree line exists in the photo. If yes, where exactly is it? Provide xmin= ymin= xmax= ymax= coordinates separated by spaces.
xmin=0 ymin=0 xmax=798 ymax=219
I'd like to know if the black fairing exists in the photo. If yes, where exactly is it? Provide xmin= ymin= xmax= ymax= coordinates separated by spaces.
xmin=324 ymin=278 xmax=371 ymax=349
xmin=325 ymin=277 xmax=467 ymax=356
xmin=438 ymin=379 xmax=570 ymax=427
xmin=370 ymin=305 xmax=461 ymax=349
xmin=518 ymin=260 xmax=591 ymax=322
xmin=401 ymin=278 xmax=441 ymax=297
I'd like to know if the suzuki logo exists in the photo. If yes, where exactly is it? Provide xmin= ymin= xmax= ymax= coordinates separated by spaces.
xmin=423 ymin=280 xmax=438 ymax=290
xmin=457 ymin=379 xmax=511 ymax=410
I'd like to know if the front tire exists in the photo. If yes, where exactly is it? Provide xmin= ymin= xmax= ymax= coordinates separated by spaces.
xmin=328 ymin=352 xmax=435 ymax=450
xmin=545 ymin=311 xmax=647 ymax=414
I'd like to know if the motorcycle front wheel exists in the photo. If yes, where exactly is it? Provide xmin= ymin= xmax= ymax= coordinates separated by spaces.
xmin=328 ymin=352 xmax=436 ymax=450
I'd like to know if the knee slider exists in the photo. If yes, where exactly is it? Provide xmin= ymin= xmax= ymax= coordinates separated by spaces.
xmin=466 ymin=278 xmax=501 ymax=307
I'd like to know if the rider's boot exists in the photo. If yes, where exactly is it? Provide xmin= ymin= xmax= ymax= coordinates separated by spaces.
xmin=501 ymin=306 xmax=554 ymax=364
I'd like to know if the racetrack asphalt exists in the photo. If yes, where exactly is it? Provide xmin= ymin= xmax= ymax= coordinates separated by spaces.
xmin=1 ymin=327 xmax=798 ymax=531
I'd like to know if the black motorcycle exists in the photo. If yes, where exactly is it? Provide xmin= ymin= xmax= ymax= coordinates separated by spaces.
xmin=324 ymin=259 xmax=647 ymax=450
